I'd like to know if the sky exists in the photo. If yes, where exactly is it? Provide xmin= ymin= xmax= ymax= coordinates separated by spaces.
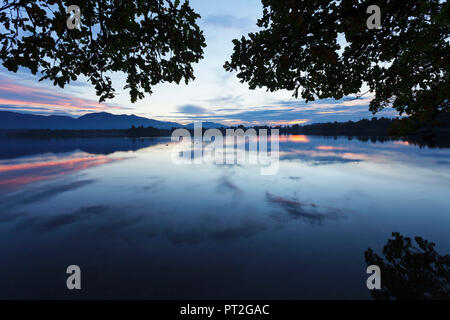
xmin=0 ymin=0 xmax=399 ymax=126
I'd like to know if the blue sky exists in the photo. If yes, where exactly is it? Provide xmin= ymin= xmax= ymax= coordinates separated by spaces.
xmin=0 ymin=0 xmax=398 ymax=125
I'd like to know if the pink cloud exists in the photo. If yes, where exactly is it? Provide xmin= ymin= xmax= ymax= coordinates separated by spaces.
xmin=0 ymin=78 xmax=127 ymax=114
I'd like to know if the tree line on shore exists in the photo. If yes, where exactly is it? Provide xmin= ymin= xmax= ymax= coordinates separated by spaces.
xmin=5 ymin=114 xmax=449 ymax=148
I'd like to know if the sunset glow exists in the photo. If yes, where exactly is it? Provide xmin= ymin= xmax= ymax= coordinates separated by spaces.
xmin=288 ymin=135 xmax=310 ymax=143
xmin=0 ymin=154 xmax=124 ymax=191
xmin=316 ymin=146 xmax=347 ymax=151
xmin=270 ymin=119 xmax=309 ymax=126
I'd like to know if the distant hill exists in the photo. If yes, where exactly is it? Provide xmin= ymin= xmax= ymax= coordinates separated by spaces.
xmin=0 ymin=111 xmax=224 ymax=130
xmin=183 ymin=122 xmax=225 ymax=129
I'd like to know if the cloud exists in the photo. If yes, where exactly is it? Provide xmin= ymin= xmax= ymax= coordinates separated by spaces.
xmin=0 ymin=154 xmax=124 ymax=192
xmin=266 ymin=192 xmax=346 ymax=225
xmin=15 ymin=205 xmax=108 ymax=232
xmin=279 ymin=151 xmax=362 ymax=165
xmin=203 ymin=94 xmax=243 ymax=106
xmin=0 ymin=77 xmax=128 ymax=115
xmin=177 ymin=104 xmax=209 ymax=115
xmin=1 ymin=179 xmax=97 ymax=209
xmin=164 ymin=96 xmax=398 ymax=125
xmin=285 ymin=176 xmax=302 ymax=180
xmin=216 ymin=176 xmax=242 ymax=201
xmin=204 ymin=14 xmax=253 ymax=29
xmin=277 ymin=140 xmax=366 ymax=165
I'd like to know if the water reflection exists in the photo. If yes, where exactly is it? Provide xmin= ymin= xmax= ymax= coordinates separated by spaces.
xmin=266 ymin=192 xmax=346 ymax=224
xmin=0 ymin=154 xmax=122 ymax=192
xmin=279 ymin=135 xmax=310 ymax=143
xmin=0 ymin=135 xmax=449 ymax=299
xmin=0 ymin=137 xmax=169 ymax=192
xmin=0 ymin=137 xmax=170 ymax=159
xmin=2 ymin=179 xmax=97 ymax=210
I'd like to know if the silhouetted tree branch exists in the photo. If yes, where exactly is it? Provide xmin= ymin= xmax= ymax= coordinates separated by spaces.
xmin=224 ymin=0 xmax=449 ymax=134
xmin=0 ymin=0 xmax=206 ymax=102
xmin=365 ymin=232 xmax=450 ymax=300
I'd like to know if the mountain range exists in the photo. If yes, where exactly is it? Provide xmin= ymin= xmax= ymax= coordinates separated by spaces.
xmin=0 ymin=111 xmax=224 ymax=130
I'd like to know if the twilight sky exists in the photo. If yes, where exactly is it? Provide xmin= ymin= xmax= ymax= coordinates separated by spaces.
xmin=0 ymin=0 xmax=398 ymax=125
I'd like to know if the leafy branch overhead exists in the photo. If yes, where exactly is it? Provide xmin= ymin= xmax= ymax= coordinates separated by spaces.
xmin=224 ymin=0 xmax=449 ymax=121
xmin=0 ymin=0 xmax=206 ymax=102
xmin=365 ymin=232 xmax=449 ymax=300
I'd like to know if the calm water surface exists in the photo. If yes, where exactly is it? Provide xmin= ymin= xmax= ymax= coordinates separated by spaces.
xmin=0 ymin=136 xmax=449 ymax=299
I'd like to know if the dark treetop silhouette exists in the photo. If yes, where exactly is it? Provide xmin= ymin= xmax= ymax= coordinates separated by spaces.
xmin=365 ymin=232 xmax=450 ymax=300
xmin=224 ymin=0 xmax=450 ymax=133
xmin=0 ymin=0 xmax=206 ymax=102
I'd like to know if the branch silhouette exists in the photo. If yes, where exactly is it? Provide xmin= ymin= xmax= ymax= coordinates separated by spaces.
xmin=365 ymin=232 xmax=450 ymax=300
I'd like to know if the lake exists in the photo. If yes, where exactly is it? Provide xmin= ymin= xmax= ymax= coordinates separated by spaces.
xmin=0 ymin=135 xmax=449 ymax=299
